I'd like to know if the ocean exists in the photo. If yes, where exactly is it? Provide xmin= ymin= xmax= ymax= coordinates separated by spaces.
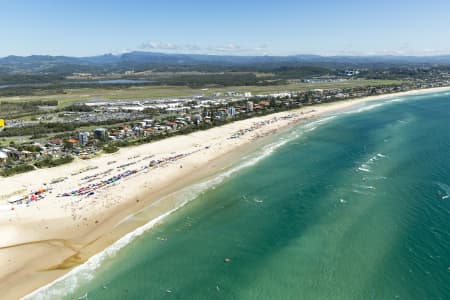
xmin=30 ymin=92 xmax=450 ymax=300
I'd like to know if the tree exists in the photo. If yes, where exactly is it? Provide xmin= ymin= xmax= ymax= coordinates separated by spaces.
xmin=63 ymin=140 xmax=74 ymax=150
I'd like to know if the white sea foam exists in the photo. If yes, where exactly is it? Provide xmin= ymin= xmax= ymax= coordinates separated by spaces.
xmin=24 ymin=122 xmax=308 ymax=300
xmin=340 ymin=101 xmax=391 ymax=116
xmin=342 ymin=94 xmax=413 ymax=115
xmin=352 ymin=189 xmax=371 ymax=196
xmin=24 ymin=113 xmax=346 ymax=299
xmin=21 ymin=92 xmax=447 ymax=298
xmin=354 ymin=103 xmax=385 ymax=113
xmin=365 ymin=176 xmax=387 ymax=181
xmin=354 ymin=184 xmax=376 ymax=190
xmin=23 ymin=205 xmax=181 ymax=300
xmin=436 ymin=182 xmax=450 ymax=200
xmin=389 ymin=98 xmax=405 ymax=103
xmin=356 ymin=152 xmax=388 ymax=176
xmin=300 ymin=115 xmax=337 ymax=132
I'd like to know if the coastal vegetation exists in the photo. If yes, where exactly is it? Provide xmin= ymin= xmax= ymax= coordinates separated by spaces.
xmin=1 ymin=80 xmax=448 ymax=178
xmin=0 ymin=79 xmax=403 ymax=108
xmin=102 ymin=143 xmax=119 ymax=153
xmin=1 ymin=55 xmax=449 ymax=177
xmin=33 ymin=155 xmax=74 ymax=168
xmin=0 ymin=163 xmax=35 ymax=177
xmin=0 ymin=118 xmax=137 ymax=137
xmin=0 ymin=155 xmax=74 ymax=176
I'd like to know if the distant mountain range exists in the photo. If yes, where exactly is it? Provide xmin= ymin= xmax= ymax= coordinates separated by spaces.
xmin=2 ymin=51 xmax=450 ymax=74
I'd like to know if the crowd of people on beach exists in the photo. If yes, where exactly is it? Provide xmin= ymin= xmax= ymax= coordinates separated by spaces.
xmin=81 ymin=168 xmax=114 ymax=182
xmin=229 ymin=113 xmax=302 ymax=139
xmin=4 ymin=111 xmax=307 ymax=211
xmin=60 ymin=168 xmax=142 ymax=197
xmin=70 ymin=166 xmax=98 ymax=176
xmin=6 ymin=187 xmax=51 ymax=208
xmin=56 ymin=147 xmax=208 ymax=200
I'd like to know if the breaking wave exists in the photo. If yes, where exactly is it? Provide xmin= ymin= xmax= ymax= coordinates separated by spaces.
xmin=24 ymin=114 xmax=340 ymax=299
xmin=25 ymin=96 xmax=416 ymax=299
xmin=356 ymin=153 xmax=388 ymax=174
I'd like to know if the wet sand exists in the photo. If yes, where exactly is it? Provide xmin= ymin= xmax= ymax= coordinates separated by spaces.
xmin=1 ymin=86 xmax=449 ymax=299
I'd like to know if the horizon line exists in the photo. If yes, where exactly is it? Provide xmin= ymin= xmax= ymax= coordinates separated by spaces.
xmin=2 ymin=50 xmax=450 ymax=59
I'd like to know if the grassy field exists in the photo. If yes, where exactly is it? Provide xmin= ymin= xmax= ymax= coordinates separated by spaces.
xmin=0 ymin=78 xmax=408 ymax=144
xmin=206 ymin=79 xmax=405 ymax=95
xmin=0 ymin=79 xmax=405 ymax=108
xmin=0 ymin=86 xmax=202 ymax=108
xmin=0 ymin=136 xmax=27 ymax=147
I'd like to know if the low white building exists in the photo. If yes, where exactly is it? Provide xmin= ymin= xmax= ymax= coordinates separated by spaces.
xmin=0 ymin=150 xmax=8 ymax=163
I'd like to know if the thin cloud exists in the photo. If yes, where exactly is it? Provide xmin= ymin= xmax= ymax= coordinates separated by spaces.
xmin=318 ymin=48 xmax=450 ymax=57
xmin=140 ymin=41 xmax=181 ymax=50
xmin=139 ymin=41 xmax=269 ymax=55
xmin=210 ymin=43 xmax=241 ymax=52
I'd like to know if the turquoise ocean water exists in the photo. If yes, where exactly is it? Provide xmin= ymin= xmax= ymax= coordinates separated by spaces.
xmin=31 ymin=92 xmax=450 ymax=299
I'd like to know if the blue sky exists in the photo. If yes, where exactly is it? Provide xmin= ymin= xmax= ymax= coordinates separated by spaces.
xmin=1 ymin=0 xmax=450 ymax=57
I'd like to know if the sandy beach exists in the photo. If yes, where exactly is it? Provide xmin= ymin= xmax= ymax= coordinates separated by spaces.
xmin=1 ymin=86 xmax=449 ymax=299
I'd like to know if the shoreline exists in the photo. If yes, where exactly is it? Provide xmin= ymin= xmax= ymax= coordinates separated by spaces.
xmin=1 ymin=86 xmax=449 ymax=299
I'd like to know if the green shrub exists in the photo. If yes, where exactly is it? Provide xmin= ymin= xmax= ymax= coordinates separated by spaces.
xmin=34 ymin=155 xmax=74 ymax=168
xmin=103 ymin=144 xmax=119 ymax=153
xmin=0 ymin=164 xmax=35 ymax=177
